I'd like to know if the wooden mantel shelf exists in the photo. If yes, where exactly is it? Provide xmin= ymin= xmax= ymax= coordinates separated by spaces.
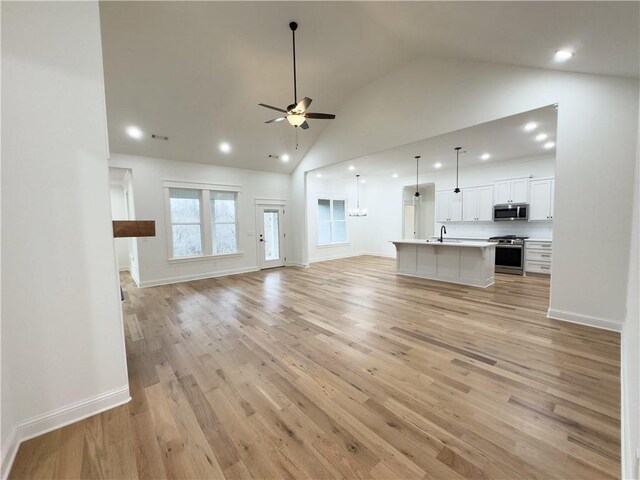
xmin=113 ymin=220 xmax=156 ymax=238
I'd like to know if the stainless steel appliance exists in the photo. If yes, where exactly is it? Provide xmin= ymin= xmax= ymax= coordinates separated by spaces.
xmin=493 ymin=203 xmax=529 ymax=222
xmin=489 ymin=235 xmax=528 ymax=275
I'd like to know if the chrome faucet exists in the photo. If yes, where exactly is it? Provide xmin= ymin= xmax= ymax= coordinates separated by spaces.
xmin=439 ymin=225 xmax=447 ymax=243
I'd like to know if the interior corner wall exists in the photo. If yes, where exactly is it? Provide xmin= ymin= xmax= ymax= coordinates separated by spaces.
xmin=289 ymin=56 xmax=639 ymax=329
xmin=622 ymin=97 xmax=640 ymax=480
xmin=1 ymin=2 xmax=129 ymax=477
xmin=108 ymin=154 xmax=290 ymax=287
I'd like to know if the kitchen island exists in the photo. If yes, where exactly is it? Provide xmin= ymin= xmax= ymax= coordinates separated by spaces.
xmin=390 ymin=239 xmax=496 ymax=288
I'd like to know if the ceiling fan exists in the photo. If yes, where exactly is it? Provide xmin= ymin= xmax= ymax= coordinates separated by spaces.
xmin=259 ymin=22 xmax=336 ymax=130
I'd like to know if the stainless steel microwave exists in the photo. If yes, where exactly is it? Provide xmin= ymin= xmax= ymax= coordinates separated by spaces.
xmin=493 ymin=203 xmax=528 ymax=221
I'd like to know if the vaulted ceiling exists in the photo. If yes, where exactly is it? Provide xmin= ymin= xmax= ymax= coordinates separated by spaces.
xmin=99 ymin=1 xmax=639 ymax=174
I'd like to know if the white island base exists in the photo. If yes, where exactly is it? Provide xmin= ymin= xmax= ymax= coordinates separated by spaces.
xmin=391 ymin=240 xmax=496 ymax=288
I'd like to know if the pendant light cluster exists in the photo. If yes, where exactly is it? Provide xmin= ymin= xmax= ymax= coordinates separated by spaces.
xmin=348 ymin=174 xmax=368 ymax=217
xmin=453 ymin=147 xmax=462 ymax=193
xmin=413 ymin=155 xmax=422 ymax=204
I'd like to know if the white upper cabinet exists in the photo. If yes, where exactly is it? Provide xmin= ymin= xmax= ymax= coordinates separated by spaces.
xmin=436 ymin=190 xmax=463 ymax=222
xmin=529 ymin=178 xmax=555 ymax=221
xmin=494 ymin=180 xmax=511 ymax=204
xmin=510 ymin=178 xmax=529 ymax=203
xmin=436 ymin=190 xmax=450 ymax=223
xmin=462 ymin=185 xmax=493 ymax=221
xmin=494 ymin=177 xmax=529 ymax=204
xmin=477 ymin=186 xmax=494 ymax=221
xmin=462 ymin=188 xmax=478 ymax=222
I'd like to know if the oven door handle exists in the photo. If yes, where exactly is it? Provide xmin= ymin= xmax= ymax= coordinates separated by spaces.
xmin=495 ymin=244 xmax=523 ymax=248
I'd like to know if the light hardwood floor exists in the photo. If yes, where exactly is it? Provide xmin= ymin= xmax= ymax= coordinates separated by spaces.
xmin=10 ymin=256 xmax=621 ymax=479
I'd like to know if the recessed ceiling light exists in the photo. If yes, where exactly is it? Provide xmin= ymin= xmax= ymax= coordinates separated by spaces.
xmin=434 ymin=162 xmax=442 ymax=169
xmin=315 ymin=173 xmax=322 ymax=178
xmin=523 ymin=122 xmax=538 ymax=132
xmin=348 ymin=165 xmax=355 ymax=171
xmin=219 ymin=142 xmax=231 ymax=153
xmin=281 ymin=154 xmax=290 ymax=162
xmin=544 ymin=141 xmax=556 ymax=150
xmin=392 ymin=173 xmax=399 ymax=178
xmin=480 ymin=153 xmax=491 ymax=161
xmin=554 ymin=50 xmax=573 ymax=62
xmin=535 ymin=133 xmax=548 ymax=142
xmin=126 ymin=126 xmax=143 ymax=139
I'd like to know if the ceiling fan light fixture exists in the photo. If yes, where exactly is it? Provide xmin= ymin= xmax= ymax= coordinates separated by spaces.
xmin=286 ymin=114 xmax=306 ymax=127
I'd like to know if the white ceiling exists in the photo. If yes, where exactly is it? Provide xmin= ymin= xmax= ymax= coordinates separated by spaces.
xmin=313 ymin=105 xmax=557 ymax=180
xmin=99 ymin=1 xmax=639 ymax=174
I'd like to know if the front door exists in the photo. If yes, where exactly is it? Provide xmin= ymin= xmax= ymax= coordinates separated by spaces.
xmin=256 ymin=205 xmax=285 ymax=269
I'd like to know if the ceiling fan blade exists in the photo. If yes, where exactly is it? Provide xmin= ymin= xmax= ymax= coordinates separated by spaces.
xmin=300 ymin=121 xmax=310 ymax=130
xmin=265 ymin=117 xmax=286 ymax=124
xmin=292 ymin=97 xmax=312 ymax=114
xmin=259 ymin=103 xmax=287 ymax=113
xmin=305 ymin=112 xmax=336 ymax=120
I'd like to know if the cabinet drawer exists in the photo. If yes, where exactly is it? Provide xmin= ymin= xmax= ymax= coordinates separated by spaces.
xmin=526 ymin=261 xmax=552 ymax=274
xmin=525 ymin=249 xmax=553 ymax=262
xmin=526 ymin=241 xmax=552 ymax=250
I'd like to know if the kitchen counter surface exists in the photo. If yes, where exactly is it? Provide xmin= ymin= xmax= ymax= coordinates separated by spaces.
xmin=525 ymin=238 xmax=553 ymax=242
xmin=392 ymin=239 xmax=495 ymax=248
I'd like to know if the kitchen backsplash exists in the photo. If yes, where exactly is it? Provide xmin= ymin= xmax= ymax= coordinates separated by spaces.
xmin=434 ymin=222 xmax=553 ymax=240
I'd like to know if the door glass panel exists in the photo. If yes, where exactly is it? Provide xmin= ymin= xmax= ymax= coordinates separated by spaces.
xmin=263 ymin=210 xmax=280 ymax=261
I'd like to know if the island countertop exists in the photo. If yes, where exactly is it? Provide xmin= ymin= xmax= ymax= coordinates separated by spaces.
xmin=390 ymin=239 xmax=496 ymax=287
xmin=390 ymin=239 xmax=496 ymax=248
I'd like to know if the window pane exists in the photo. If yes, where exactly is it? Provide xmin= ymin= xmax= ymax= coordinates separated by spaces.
xmin=333 ymin=200 xmax=346 ymax=221
xmin=318 ymin=199 xmax=331 ymax=222
xmin=172 ymin=224 xmax=202 ymax=257
xmin=211 ymin=191 xmax=236 ymax=223
xmin=213 ymin=223 xmax=237 ymax=254
xmin=318 ymin=221 xmax=331 ymax=245
xmin=334 ymin=220 xmax=347 ymax=243
xmin=169 ymin=188 xmax=201 ymax=223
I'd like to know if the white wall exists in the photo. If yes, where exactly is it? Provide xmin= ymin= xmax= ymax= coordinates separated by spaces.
xmin=1 ymin=3 xmax=129 ymax=477
xmin=623 ymin=102 xmax=639 ymax=480
xmin=288 ymin=56 xmax=639 ymax=330
xmin=110 ymin=184 xmax=131 ymax=271
xmin=306 ymin=176 xmax=368 ymax=262
xmin=109 ymin=154 xmax=290 ymax=287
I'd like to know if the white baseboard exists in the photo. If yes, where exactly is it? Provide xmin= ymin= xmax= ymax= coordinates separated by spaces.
xmin=547 ymin=308 xmax=623 ymax=332
xmin=129 ymin=268 xmax=141 ymax=287
xmin=309 ymin=251 xmax=367 ymax=263
xmin=1 ymin=385 xmax=130 ymax=480
xmin=138 ymin=266 xmax=259 ymax=287
xmin=118 ymin=266 xmax=130 ymax=272
xmin=286 ymin=261 xmax=309 ymax=268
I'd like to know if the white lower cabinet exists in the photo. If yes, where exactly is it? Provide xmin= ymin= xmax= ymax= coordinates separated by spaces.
xmin=525 ymin=240 xmax=552 ymax=274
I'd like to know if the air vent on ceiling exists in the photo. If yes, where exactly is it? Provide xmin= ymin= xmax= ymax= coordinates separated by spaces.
xmin=151 ymin=134 xmax=169 ymax=141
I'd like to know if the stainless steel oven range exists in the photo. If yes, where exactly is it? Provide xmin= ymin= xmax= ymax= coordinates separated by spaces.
xmin=489 ymin=235 xmax=529 ymax=275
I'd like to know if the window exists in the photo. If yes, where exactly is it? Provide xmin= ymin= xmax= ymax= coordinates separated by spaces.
xmin=166 ymin=182 xmax=241 ymax=259
xmin=317 ymin=198 xmax=347 ymax=245
xmin=211 ymin=191 xmax=238 ymax=254
xmin=169 ymin=188 xmax=203 ymax=257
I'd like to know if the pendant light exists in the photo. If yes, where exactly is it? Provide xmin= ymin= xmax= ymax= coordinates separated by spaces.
xmin=413 ymin=155 xmax=422 ymax=204
xmin=348 ymin=175 xmax=367 ymax=217
xmin=453 ymin=147 xmax=462 ymax=194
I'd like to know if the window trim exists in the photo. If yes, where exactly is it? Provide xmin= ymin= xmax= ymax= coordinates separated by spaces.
xmin=163 ymin=181 xmax=243 ymax=261
xmin=316 ymin=196 xmax=348 ymax=247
